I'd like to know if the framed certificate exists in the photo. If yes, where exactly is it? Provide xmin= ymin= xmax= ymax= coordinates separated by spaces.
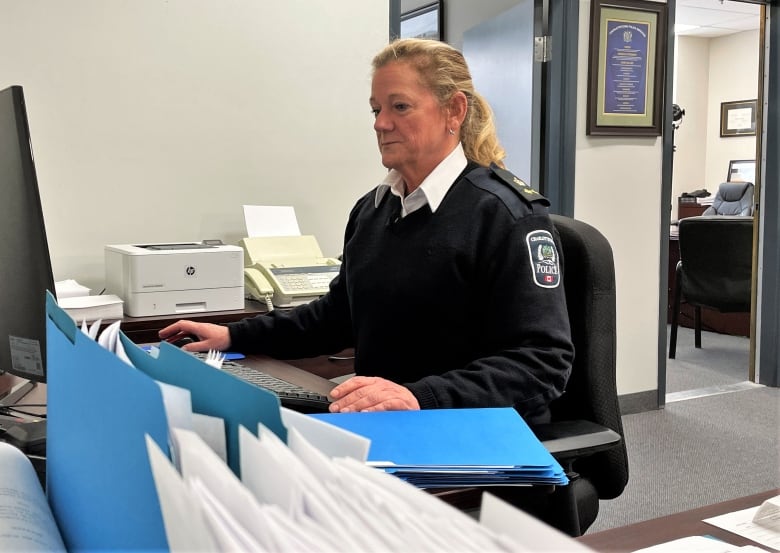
xmin=587 ymin=0 xmax=668 ymax=136
xmin=720 ymin=100 xmax=757 ymax=137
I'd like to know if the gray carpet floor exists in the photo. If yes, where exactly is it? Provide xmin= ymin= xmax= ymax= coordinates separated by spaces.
xmin=587 ymin=327 xmax=780 ymax=534
xmin=666 ymin=326 xmax=751 ymax=394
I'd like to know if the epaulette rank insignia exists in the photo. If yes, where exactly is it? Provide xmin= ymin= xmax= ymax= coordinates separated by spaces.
xmin=489 ymin=163 xmax=549 ymax=206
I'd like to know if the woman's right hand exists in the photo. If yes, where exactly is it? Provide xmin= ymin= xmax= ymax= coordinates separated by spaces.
xmin=158 ymin=320 xmax=231 ymax=352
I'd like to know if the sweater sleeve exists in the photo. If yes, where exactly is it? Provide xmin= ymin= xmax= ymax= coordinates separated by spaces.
xmin=226 ymin=273 xmax=353 ymax=359
xmin=404 ymin=213 xmax=574 ymax=423
xmin=225 ymin=197 xmax=370 ymax=358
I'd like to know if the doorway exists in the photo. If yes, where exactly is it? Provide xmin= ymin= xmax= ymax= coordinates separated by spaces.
xmin=663 ymin=0 xmax=765 ymax=403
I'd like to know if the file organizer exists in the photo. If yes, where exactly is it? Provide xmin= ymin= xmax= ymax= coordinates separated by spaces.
xmin=46 ymin=293 xmax=170 ymax=551
xmin=45 ymin=293 xmax=285 ymax=551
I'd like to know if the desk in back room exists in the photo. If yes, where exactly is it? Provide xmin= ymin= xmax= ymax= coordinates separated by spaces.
xmin=676 ymin=197 xmax=708 ymax=220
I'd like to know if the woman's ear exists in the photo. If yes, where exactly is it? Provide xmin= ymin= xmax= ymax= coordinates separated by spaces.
xmin=447 ymin=91 xmax=468 ymax=132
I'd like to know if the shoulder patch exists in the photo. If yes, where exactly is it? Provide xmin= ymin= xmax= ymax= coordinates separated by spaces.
xmin=489 ymin=163 xmax=550 ymax=206
xmin=526 ymin=229 xmax=561 ymax=288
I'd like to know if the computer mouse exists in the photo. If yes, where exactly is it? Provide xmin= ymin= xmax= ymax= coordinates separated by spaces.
xmin=170 ymin=335 xmax=196 ymax=348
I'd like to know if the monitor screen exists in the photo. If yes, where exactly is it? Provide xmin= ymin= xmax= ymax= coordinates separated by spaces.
xmin=0 ymin=85 xmax=55 ymax=389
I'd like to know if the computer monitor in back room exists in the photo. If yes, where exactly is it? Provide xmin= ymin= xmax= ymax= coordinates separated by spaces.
xmin=0 ymin=84 xmax=56 ymax=407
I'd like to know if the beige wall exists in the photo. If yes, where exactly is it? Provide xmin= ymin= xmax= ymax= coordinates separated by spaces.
xmin=705 ymin=31 xmax=759 ymax=188
xmin=0 ymin=0 xmax=388 ymax=292
xmin=575 ymin=1 xmax=665 ymax=396
xmin=673 ymin=36 xmax=710 ymax=215
xmin=672 ymin=30 xmax=759 ymax=218
xmin=575 ymin=10 xmax=761 ymax=397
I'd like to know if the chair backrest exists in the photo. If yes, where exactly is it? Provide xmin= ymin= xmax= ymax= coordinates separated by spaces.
xmin=678 ymin=216 xmax=753 ymax=312
xmin=549 ymin=215 xmax=628 ymax=500
xmin=702 ymin=181 xmax=754 ymax=216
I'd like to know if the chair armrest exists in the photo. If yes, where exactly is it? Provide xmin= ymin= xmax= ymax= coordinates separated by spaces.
xmin=534 ymin=420 xmax=622 ymax=462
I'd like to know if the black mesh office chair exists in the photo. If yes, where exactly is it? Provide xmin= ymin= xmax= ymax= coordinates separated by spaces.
xmin=703 ymin=181 xmax=754 ymax=216
xmin=491 ymin=215 xmax=629 ymax=536
xmin=668 ymin=216 xmax=753 ymax=358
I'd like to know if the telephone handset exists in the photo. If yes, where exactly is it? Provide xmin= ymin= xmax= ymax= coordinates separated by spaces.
xmin=239 ymin=235 xmax=341 ymax=310
xmin=243 ymin=267 xmax=275 ymax=311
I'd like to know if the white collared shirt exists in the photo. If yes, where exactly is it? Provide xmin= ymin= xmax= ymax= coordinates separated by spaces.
xmin=374 ymin=143 xmax=468 ymax=217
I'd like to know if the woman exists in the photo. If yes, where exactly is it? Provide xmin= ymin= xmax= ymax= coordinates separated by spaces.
xmin=160 ymin=38 xmax=573 ymax=424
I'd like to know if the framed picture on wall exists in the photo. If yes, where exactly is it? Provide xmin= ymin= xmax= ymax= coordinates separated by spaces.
xmin=720 ymin=100 xmax=757 ymax=137
xmin=586 ymin=0 xmax=668 ymax=136
xmin=400 ymin=1 xmax=443 ymax=41
xmin=727 ymin=159 xmax=756 ymax=184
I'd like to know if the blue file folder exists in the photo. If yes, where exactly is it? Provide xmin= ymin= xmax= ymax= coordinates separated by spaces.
xmin=311 ymin=408 xmax=567 ymax=487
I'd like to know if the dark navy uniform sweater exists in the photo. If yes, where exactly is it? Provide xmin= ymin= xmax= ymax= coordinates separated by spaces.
xmin=228 ymin=162 xmax=573 ymax=423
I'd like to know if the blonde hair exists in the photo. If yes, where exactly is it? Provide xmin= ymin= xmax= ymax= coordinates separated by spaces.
xmin=372 ymin=38 xmax=506 ymax=168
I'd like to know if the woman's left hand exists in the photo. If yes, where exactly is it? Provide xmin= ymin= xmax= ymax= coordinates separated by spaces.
xmin=328 ymin=376 xmax=420 ymax=412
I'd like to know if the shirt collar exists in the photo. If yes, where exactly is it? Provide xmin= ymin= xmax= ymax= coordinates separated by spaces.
xmin=374 ymin=143 xmax=468 ymax=214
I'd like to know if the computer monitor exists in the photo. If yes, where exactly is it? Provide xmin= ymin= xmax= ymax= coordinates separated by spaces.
xmin=0 ymin=85 xmax=56 ymax=407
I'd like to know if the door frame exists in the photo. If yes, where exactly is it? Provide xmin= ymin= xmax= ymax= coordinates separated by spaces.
xmin=657 ymin=0 xmax=780 ymax=404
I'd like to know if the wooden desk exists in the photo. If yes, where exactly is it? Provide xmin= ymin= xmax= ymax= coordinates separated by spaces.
xmin=237 ymin=353 xmax=349 ymax=397
xmin=677 ymin=199 xmax=707 ymax=220
xmin=2 ymin=352 xmax=351 ymax=410
xmin=117 ymin=301 xmax=356 ymax=379
xmin=0 ymin=373 xmax=46 ymax=414
xmin=578 ymin=489 xmax=779 ymax=552
xmin=119 ymin=299 xmax=268 ymax=344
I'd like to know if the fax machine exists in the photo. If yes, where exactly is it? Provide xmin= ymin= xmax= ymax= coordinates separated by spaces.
xmin=105 ymin=242 xmax=244 ymax=317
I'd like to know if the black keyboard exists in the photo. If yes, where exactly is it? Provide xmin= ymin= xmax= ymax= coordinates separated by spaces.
xmin=196 ymin=354 xmax=332 ymax=413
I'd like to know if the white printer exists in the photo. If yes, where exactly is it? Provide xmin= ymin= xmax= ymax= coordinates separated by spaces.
xmin=105 ymin=242 xmax=244 ymax=317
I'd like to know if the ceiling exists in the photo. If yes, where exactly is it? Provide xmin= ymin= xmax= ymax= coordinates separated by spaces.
xmin=676 ymin=0 xmax=763 ymax=37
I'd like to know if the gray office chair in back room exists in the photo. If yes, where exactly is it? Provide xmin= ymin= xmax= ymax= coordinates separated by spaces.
xmin=703 ymin=181 xmax=754 ymax=216
xmin=491 ymin=215 xmax=629 ymax=537
xmin=669 ymin=216 xmax=754 ymax=359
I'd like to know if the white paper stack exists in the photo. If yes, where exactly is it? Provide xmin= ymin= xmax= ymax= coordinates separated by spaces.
xmin=58 ymin=294 xmax=124 ymax=323
xmin=54 ymin=279 xmax=91 ymax=298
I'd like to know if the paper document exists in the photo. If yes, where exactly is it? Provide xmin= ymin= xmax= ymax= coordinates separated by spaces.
xmin=58 ymin=294 xmax=124 ymax=323
xmin=54 ymin=279 xmax=90 ymax=298
xmin=704 ymin=495 xmax=780 ymax=551
xmin=0 ymin=442 xmax=66 ymax=552
xmin=280 ymin=407 xmax=369 ymax=462
xmin=632 ymin=535 xmax=766 ymax=552
xmin=753 ymin=495 xmax=780 ymax=531
xmin=243 ymin=205 xmax=301 ymax=237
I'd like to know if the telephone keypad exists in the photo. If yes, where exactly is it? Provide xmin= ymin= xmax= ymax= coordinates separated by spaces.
xmin=277 ymin=272 xmax=336 ymax=292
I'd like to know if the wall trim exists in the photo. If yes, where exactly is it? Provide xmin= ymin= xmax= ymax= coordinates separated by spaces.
xmin=619 ymin=390 xmax=661 ymax=415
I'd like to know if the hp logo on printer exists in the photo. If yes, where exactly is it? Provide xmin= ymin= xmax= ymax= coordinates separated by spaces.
xmin=185 ymin=266 xmax=196 ymax=277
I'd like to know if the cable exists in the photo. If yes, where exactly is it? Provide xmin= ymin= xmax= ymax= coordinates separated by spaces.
xmin=0 ymin=405 xmax=46 ymax=418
